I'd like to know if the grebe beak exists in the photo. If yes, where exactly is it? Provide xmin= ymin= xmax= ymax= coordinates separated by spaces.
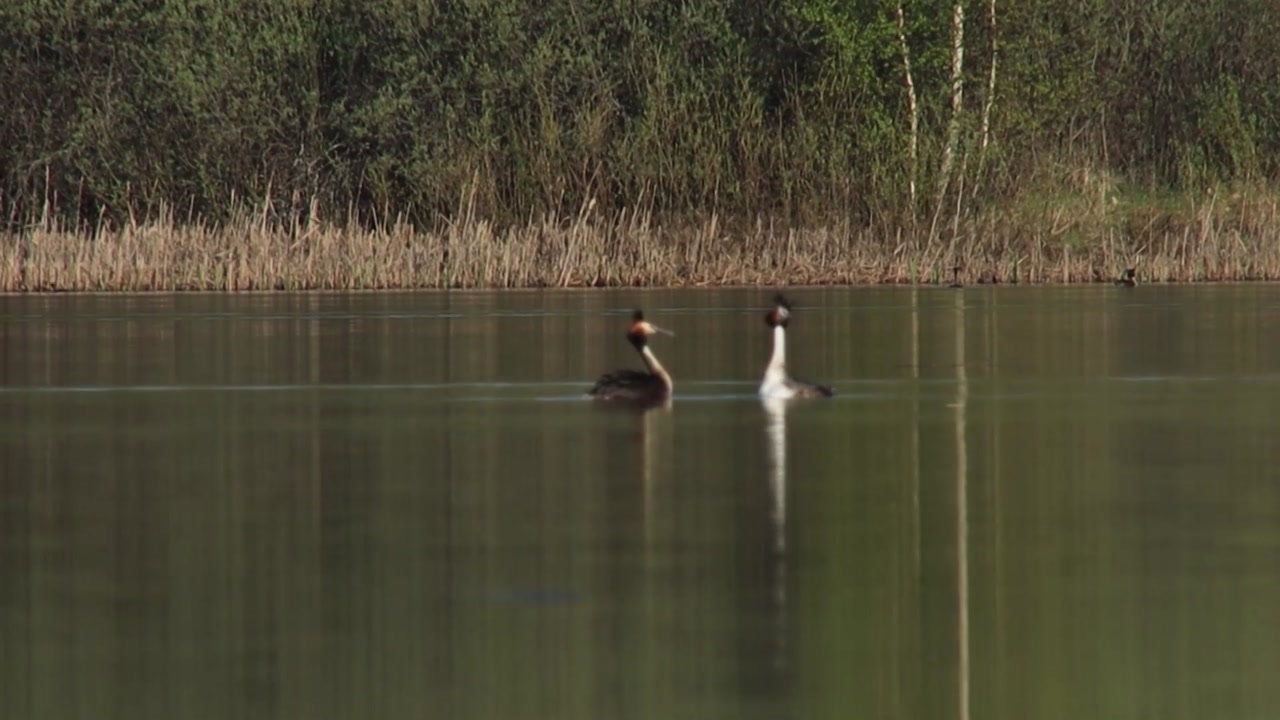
xmin=640 ymin=322 xmax=674 ymax=337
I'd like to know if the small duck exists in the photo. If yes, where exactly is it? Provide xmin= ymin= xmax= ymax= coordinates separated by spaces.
xmin=1115 ymin=268 xmax=1137 ymax=287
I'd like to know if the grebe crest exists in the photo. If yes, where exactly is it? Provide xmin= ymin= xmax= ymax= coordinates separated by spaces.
xmin=760 ymin=294 xmax=833 ymax=400
xmin=625 ymin=310 xmax=668 ymax=348
xmin=589 ymin=309 xmax=674 ymax=405
xmin=765 ymin=294 xmax=791 ymax=329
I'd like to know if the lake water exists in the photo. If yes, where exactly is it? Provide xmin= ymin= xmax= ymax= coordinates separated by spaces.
xmin=3 ymin=286 xmax=1280 ymax=719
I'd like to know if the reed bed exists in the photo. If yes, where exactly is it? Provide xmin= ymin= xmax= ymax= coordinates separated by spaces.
xmin=5 ymin=189 xmax=1280 ymax=292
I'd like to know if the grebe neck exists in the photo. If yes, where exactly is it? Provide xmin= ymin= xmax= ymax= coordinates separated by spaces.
xmin=767 ymin=325 xmax=787 ymax=374
xmin=639 ymin=345 xmax=673 ymax=393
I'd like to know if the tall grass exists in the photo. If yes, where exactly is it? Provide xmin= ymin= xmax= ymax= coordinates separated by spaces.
xmin=6 ymin=183 xmax=1280 ymax=292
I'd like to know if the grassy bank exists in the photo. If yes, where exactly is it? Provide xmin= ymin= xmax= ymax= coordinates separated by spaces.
xmin=6 ymin=185 xmax=1280 ymax=292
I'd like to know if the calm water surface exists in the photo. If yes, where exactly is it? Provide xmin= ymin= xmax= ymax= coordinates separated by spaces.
xmin=3 ymin=286 xmax=1280 ymax=719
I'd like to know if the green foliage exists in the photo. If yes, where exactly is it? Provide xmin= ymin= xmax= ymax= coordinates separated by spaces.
xmin=2 ymin=0 xmax=1279 ymax=230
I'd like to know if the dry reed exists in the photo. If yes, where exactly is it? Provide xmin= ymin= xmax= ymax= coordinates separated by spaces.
xmin=5 ymin=188 xmax=1280 ymax=292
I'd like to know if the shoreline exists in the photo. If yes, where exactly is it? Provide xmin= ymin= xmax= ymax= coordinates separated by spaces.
xmin=6 ymin=194 xmax=1280 ymax=292
xmin=4 ymin=277 xmax=1280 ymax=296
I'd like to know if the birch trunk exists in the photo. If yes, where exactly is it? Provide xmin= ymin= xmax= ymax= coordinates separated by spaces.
xmin=931 ymin=2 xmax=966 ymax=242
xmin=895 ymin=3 xmax=919 ymax=216
xmin=979 ymin=0 xmax=997 ymax=155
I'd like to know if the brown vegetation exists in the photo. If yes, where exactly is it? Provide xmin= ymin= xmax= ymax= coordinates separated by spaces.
xmin=5 ymin=183 xmax=1280 ymax=292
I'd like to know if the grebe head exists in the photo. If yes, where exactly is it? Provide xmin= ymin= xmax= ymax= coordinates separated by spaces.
xmin=765 ymin=294 xmax=792 ymax=329
xmin=627 ymin=310 xmax=673 ymax=349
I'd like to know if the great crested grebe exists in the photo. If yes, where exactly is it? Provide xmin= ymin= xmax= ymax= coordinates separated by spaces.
xmin=760 ymin=295 xmax=833 ymax=399
xmin=588 ymin=310 xmax=675 ymax=404
xmin=1115 ymin=268 xmax=1137 ymax=287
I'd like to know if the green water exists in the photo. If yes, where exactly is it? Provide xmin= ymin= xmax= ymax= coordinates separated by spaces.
xmin=3 ymin=286 xmax=1280 ymax=720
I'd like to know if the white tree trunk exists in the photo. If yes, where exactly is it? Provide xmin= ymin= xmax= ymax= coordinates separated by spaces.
xmin=895 ymin=4 xmax=919 ymax=215
xmin=931 ymin=2 xmax=966 ymax=244
xmin=979 ymin=0 xmax=997 ymax=155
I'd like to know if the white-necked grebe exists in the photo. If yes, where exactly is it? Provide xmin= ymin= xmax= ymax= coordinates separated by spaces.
xmin=759 ymin=295 xmax=833 ymax=399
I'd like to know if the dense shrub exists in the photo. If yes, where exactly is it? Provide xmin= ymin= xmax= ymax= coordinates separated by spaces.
xmin=3 ymin=0 xmax=1278 ymax=229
